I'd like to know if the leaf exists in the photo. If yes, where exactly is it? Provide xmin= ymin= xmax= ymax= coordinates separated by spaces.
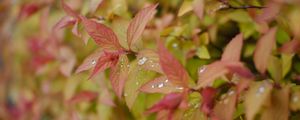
xmin=281 ymin=53 xmax=294 ymax=78
xmin=213 ymin=90 xmax=237 ymax=120
xmin=89 ymin=51 xmax=120 ymax=79
xmin=112 ymin=18 xmax=130 ymax=50
xmin=139 ymin=76 xmax=184 ymax=94
xmin=245 ymin=81 xmax=273 ymax=120
xmin=89 ymin=0 xmax=104 ymax=14
xmin=109 ymin=54 xmax=129 ymax=98
xmin=136 ymin=49 xmax=163 ymax=73
xmin=124 ymin=60 xmax=157 ymax=108
xmin=61 ymin=0 xmax=79 ymax=19
xmin=18 ymin=2 xmax=41 ymax=19
xmin=267 ymin=55 xmax=282 ymax=82
xmin=253 ymin=27 xmax=277 ymax=74
xmin=146 ymin=93 xmax=183 ymax=120
xmin=196 ymin=45 xmax=211 ymax=59
xmin=200 ymin=87 xmax=216 ymax=116
xmin=290 ymin=90 xmax=300 ymax=111
xmin=158 ymin=41 xmax=189 ymax=87
xmin=59 ymin=46 xmax=76 ymax=77
xmin=178 ymin=0 xmax=193 ymax=17
xmin=68 ymin=91 xmax=98 ymax=104
xmin=53 ymin=16 xmax=77 ymax=31
xmin=193 ymin=0 xmax=204 ymax=20
xmin=279 ymin=39 xmax=300 ymax=54
xmin=255 ymin=1 xmax=281 ymax=23
xmin=75 ymin=49 xmax=103 ymax=73
xmin=261 ymin=85 xmax=290 ymax=120
xmin=127 ymin=4 xmax=158 ymax=50
xmin=221 ymin=33 xmax=243 ymax=62
xmin=81 ymin=17 xmax=123 ymax=50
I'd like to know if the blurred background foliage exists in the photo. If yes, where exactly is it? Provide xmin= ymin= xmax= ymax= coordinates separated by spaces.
xmin=1 ymin=0 xmax=300 ymax=120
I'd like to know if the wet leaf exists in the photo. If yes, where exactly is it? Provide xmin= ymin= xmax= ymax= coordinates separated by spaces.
xmin=124 ymin=60 xmax=157 ymax=108
xmin=109 ymin=54 xmax=129 ymax=98
xmin=75 ymin=49 xmax=103 ymax=73
xmin=140 ymin=76 xmax=184 ymax=94
xmin=254 ymin=27 xmax=277 ymax=74
xmin=158 ymin=41 xmax=189 ymax=87
xmin=214 ymin=90 xmax=237 ymax=120
xmin=245 ymin=81 xmax=273 ymax=120
xmin=137 ymin=49 xmax=163 ymax=73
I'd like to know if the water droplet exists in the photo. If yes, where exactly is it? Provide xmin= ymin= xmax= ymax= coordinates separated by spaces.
xmin=198 ymin=66 xmax=206 ymax=73
xmin=158 ymin=83 xmax=164 ymax=88
xmin=135 ymin=82 xmax=139 ymax=85
xmin=151 ymin=85 xmax=155 ymax=88
xmin=165 ymin=79 xmax=169 ymax=83
xmin=194 ymin=103 xmax=200 ymax=108
xmin=293 ymin=96 xmax=299 ymax=103
xmin=228 ymin=90 xmax=235 ymax=96
xmin=150 ymin=64 xmax=155 ymax=67
xmin=256 ymin=86 xmax=265 ymax=96
xmin=91 ymin=60 xmax=96 ymax=65
xmin=176 ymin=86 xmax=184 ymax=90
xmin=172 ymin=43 xmax=178 ymax=48
xmin=138 ymin=57 xmax=148 ymax=65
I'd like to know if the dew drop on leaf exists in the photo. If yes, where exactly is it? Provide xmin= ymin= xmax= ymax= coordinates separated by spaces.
xmin=198 ymin=65 xmax=206 ymax=73
xmin=91 ymin=60 xmax=96 ymax=65
xmin=138 ymin=57 xmax=148 ymax=65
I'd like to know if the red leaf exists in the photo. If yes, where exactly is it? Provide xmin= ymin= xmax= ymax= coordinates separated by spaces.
xmin=89 ymin=51 xmax=120 ymax=79
xmin=254 ymin=27 xmax=277 ymax=74
xmin=158 ymin=41 xmax=189 ymax=87
xmin=140 ymin=76 xmax=184 ymax=94
xmin=58 ymin=46 xmax=76 ymax=77
xmin=196 ymin=61 xmax=253 ymax=89
xmin=68 ymin=91 xmax=98 ymax=104
xmin=53 ymin=16 xmax=77 ymax=31
xmin=61 ymin=0 xmax=79 ymax=19
xmin=75 ymin=49 xmax=103 ymax=73
xmin=201 ymin=87 xmax=217 ymax=116
xmin=137 ymin=49 xmax=163 ymax=73
xmin=221 ymin=33 xmax=243 ymax=62
xmin=193 ymin=0 xmax=204 ymax=20
xmin=81 ymin=17 xmax=123 ymax=50
xmin=71 ymin=20 xmax=81 ymax=38
xmin=146 ymin=93 xmax=182 ymax=114
xmin=213 ymin=89 xmax=237 ymax=120
xmin=18 ymin=3 xmax=41 ymax=19
xmin=109 ymin=55 xmax=129 ymax=98
xmin=127 ymin=4 xmax=158 ymax=49
xmin=279 ymin=39 xmax=300 ymax=54
xmin=255 ymin=1 xmax=281 ymax=23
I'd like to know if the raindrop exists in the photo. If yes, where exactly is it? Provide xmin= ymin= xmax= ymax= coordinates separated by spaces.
xmin=228 ymin=90 xmax=235 ymax=96
xmin=165 ymin=79 xmax=169 ymax=83
xmin=91 ymin=60 xmax=96 ymax=65
xmin=138 ymin=57 xmax=148 ymax=65
xmin=151 ymin=85 xmax=155 ymax=88
xmin=176 ymin=86 xmax=184 ymax=90
xmin=256 ymin=86 xmax=265 ymax=96
xmin=198 ymin=66 xmax=206 ymax=73
xmin=135 ymin=82 xmax=139 ymax=85
xmin=293 ymin=96 xmax=299 ymax=103
xmin=172 ymin=43 xmax=178 ymax=48
xmin=158 ymin=83 xmax=164 ymax=88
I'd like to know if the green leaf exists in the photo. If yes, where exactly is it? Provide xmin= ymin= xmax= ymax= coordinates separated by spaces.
xmin=276 ymin=28 xmax=290 ymax=45
xmin=178 ymin=0 xmax=193 ymax=17
xmin=124 ymin=60 xmax=157 ymax=108
xmin=196 ymin=45 xmax=211 ymax=59
xmin=267 ymin=55 xmax=282 ymax=82
xmin=281 ymin=53 xmax=294 ymax=78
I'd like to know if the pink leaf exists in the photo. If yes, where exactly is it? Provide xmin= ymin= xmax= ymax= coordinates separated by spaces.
xmin=197 ymin=61 xmax=253 ymax=89
xmin=71 ymin=20 xmax=81 ymax=38
xmin=146 ymin=93 xmax=182 ymax=114
xmin=213 ymin=89 xmax=237 ymax=120
xmin=81 ymin=17 xmax=123 ymax=50
xmin=109 ymin=54 xmax=129 ymax=98
xmin=61 ymin=0 xmax=79 ymax=19
xmin=53 ymin=16 xmax=77 ymax=31
xmin=89 ymin=51 xmax=120 ymax=79
xmin=127 ymin=4 xmax=158 ymax=49
xmin=75 ymin=49 xmax=103 ymax=73
xmin=200 ymin=87 xmax=217 ymax=116
xmin=193 ymin=0 xmax=204 ymax=20
xmin=221 ymin=33 xmax=243 ymax=62
xmin=253 ymin=27 xmax=277 ymax=74
xmin=279 ymin=39 xmax=300 ymax=54
xmin=137 ymin=49 xmax=163 ymax=73
xmin=68 ymin=91 xmax=98 ymax=104
xmin=255 ymin=1 xmax=281 ymax=24
xmin=158 ymin=41 xmax=189 ymax=87
xmin=58 ymin=46 xmax=76 ymax=77
xmin=18 ymin=3 xmax=41 ymax=19
xmin=140 ymin=76 xmax=184 ymax=94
